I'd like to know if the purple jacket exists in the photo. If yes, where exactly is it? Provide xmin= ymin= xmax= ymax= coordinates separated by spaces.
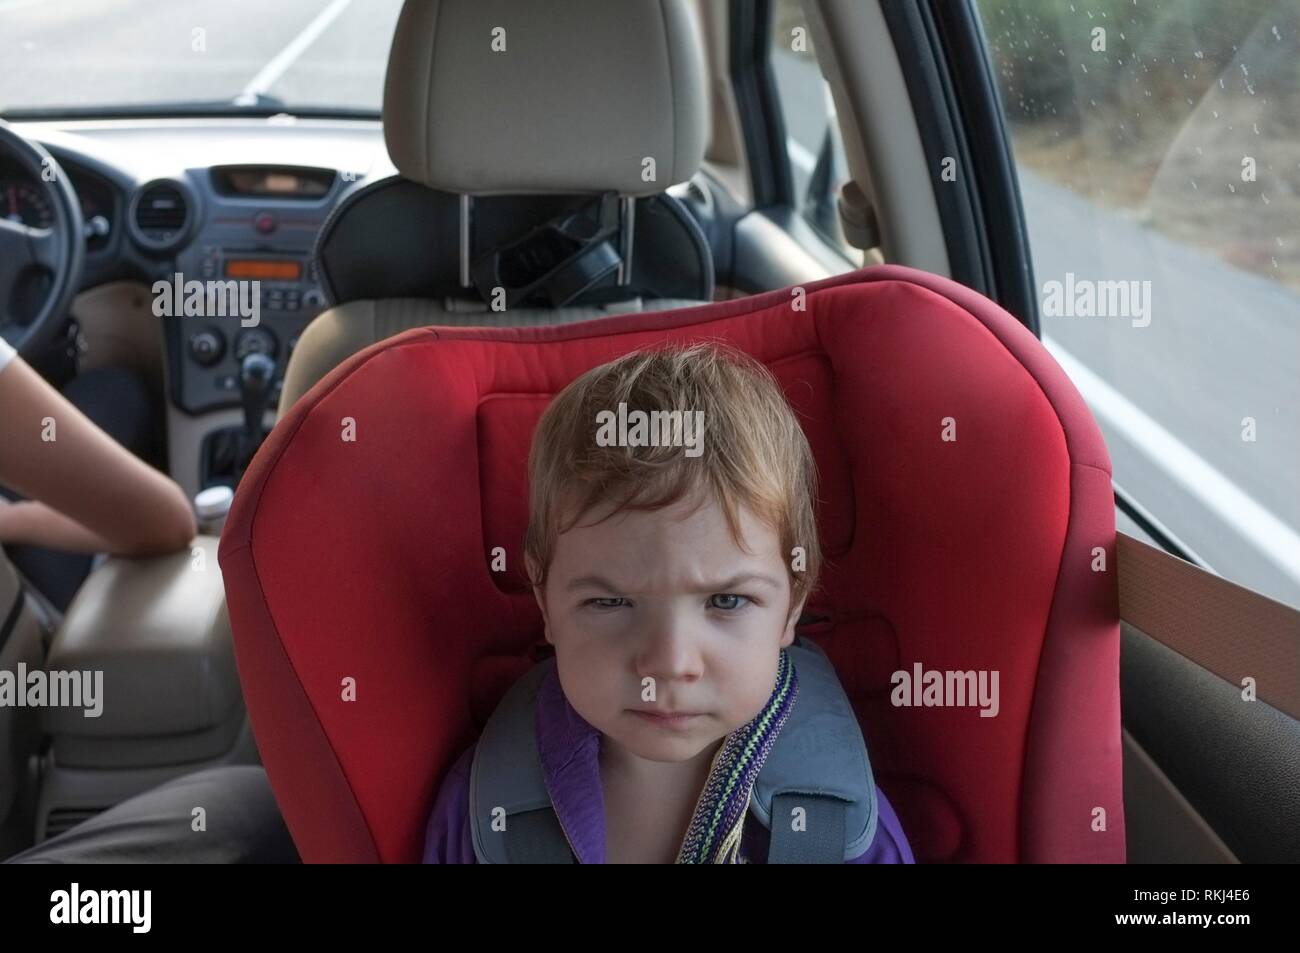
xmin=424 ymin=661 xmax=914 ymax=863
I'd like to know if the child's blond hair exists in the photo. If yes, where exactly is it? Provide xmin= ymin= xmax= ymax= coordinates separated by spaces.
xmin=524 ymin=342 xmax=821 ymax=616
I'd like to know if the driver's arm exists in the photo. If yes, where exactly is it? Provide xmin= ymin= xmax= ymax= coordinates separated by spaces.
xmin=0 ymin=354 xmax=196 ymax=557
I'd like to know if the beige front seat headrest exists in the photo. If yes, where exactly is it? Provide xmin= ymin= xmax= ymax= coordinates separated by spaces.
xmin=383 ymin=0 xmax=708 ymax=196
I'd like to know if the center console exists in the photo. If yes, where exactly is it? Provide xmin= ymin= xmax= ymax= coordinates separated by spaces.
xmin=34 ymin=536 xmax=258 ymax=840
xmin=151 ymin=164 xmax=354 ymax=493
xmin=165 ymin=165 xmax=340 ymax=415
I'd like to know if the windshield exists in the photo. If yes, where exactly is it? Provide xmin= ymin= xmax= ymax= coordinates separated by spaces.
xmin=0 ymin=0 xmax=403 ymax=116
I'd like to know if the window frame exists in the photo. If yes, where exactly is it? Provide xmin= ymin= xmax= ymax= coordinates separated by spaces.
xmin=877 ymin=0 xmax=1039 ymax=335
xmin=730 ymin=0 xmax=863 ymax=271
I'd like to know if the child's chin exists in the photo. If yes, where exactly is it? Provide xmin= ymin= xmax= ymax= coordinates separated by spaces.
xmin=607 ymin=721 xmax=721 ymax=763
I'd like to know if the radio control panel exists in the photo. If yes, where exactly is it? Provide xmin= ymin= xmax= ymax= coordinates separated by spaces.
xmin=164 ymin=175 xmax=343 ymax=415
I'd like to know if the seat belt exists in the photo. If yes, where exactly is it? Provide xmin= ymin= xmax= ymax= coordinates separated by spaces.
xmin=1117 ymin=532 xmax=1300 ymax=720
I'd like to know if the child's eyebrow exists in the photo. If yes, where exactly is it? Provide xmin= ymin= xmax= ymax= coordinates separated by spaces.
xmin=565 ymin=573 xmax=782 ymax=593
xmin=566 ymin=575 xmax=625 ymax=593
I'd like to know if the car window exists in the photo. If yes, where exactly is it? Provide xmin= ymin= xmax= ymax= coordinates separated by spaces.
xmin=0 ymin=0 xmax=403 ymax=115
xmin=768 ymin=0 xmax=863 ymax=265
xmin=974 ymin=0 xmax=1300 ymax=611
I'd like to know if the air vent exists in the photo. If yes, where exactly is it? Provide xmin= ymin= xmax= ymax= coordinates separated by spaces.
xmin=129 ymin=179 xmax=194 ymax=251
xmin=44 ymin=806 xmax=106 ymax=839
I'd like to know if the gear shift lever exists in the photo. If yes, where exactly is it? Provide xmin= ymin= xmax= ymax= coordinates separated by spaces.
xmin=237 ymin=352 xmax=276 ymax=473
xmin=240 ymin=352 xmax=276 ymax=437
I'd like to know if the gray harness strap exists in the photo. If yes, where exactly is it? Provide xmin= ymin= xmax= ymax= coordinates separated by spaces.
xmin=470 ymin=663 xmax=573 ymax=864
xmin=469 ymin=639 xmax=875 ymax=863
xmin=768 ymin=793 xmax=848 ymax=864
xmin=503 ymin=809 xmax=574 ymax=864
xmin=749 ymin=640 xmax=877 ymax=861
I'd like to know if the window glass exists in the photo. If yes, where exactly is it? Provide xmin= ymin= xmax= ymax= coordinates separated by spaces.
xmin=975 ymin=0 xmax=1300 ymax=609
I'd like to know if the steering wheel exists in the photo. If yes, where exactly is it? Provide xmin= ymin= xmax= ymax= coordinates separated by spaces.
xmin=0 ymin=119 xmax=85 ymax=359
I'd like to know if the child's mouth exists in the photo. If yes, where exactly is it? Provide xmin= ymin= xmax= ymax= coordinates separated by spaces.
xmin=627 ymin=709 xmax=704 ymax=729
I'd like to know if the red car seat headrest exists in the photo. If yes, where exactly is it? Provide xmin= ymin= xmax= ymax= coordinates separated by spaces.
xmin=219 ymin=265 xmax=1125 ymax=863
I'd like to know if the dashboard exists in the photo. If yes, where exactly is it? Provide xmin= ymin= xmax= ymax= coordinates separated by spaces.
xmin=2 ymin=117 xmax=392 ymax=416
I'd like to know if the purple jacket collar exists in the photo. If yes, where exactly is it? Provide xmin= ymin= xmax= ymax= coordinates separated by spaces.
xmin=534 ymin=661 xmax=608 ymax=864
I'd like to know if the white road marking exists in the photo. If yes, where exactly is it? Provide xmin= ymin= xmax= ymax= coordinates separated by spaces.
xmin=1044 ymin=336 xmax=1300 ymax=585
xmin=239 ymin=0 xmax=353 ymax=100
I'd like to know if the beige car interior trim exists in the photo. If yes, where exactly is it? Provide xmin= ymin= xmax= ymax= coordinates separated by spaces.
xmin=692 ymin=0 xmax=753 ymax=206
xmin=802 ymin=0 xmax=951 ymax=276
xmin=43 ymin=536 xmax=239 ymax=740
xmin=166 ymin=403 xmax=276 ymax=502
xmin=69 ymin=280 xmax=165 ymax=396
xmin=1118 ymin=532 xmax=1300 ymax=721
xmin=276 ymin=297 xmax=711 ymax=418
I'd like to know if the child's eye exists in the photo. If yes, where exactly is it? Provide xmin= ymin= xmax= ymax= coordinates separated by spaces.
xmin=585 ymin=597 xmax=628 ymax=610
xmin=708 ymin=594 xmax=751 ymax=612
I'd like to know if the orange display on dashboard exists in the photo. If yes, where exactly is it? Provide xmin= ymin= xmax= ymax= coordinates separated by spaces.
xmin=223 ymin=259 xmax=302 ymax=281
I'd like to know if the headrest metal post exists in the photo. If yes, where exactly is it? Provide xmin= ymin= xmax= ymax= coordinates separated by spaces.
xmin=619 ymin=196 xmax=635 ymax=286
xmin=459 ymin=194 xmax=473 ymax=288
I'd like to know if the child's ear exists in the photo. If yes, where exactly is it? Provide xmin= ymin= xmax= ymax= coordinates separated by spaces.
xmin=780 ymin=594 xmax=806 ymax=648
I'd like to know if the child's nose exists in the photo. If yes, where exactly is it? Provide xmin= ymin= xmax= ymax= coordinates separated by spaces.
xmin=636 ymin=619 xmax=704 ymax=683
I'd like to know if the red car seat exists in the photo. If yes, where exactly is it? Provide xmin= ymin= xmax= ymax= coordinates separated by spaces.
xmin=218 ymin=264 xmax=1126 ymax=863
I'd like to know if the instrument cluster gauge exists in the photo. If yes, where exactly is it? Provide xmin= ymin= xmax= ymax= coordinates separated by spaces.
xmin=0 ymin=179 xmax=54 ymax=228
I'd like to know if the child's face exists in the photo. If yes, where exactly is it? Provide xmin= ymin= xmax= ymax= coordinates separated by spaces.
xmin=532 ymin=493 xmax=803 ymax=765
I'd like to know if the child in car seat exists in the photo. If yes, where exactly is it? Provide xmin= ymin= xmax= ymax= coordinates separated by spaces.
xmin=424 ymin=343 xmax=913 ymax=863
